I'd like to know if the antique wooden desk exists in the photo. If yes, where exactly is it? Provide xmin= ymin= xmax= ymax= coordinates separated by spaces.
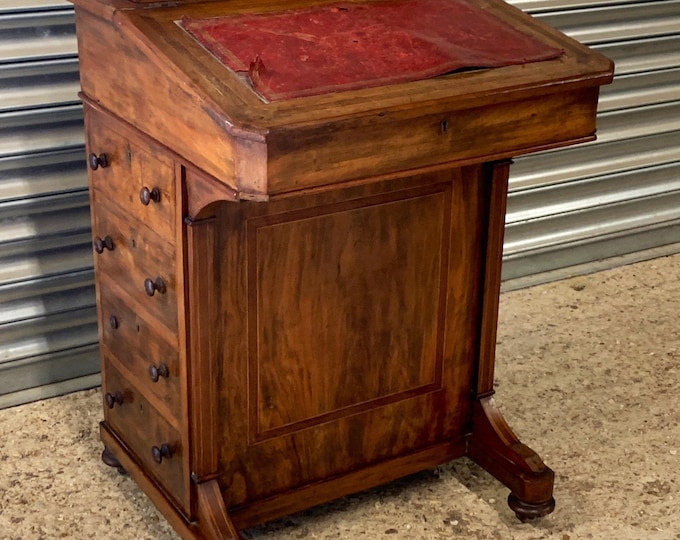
xmin=71 ymin=0 xmax=613 ymax=537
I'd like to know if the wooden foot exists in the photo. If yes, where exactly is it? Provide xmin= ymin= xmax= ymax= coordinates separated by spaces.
xmin=467 ymin=395 xmax=555 ymax=520
xmin=508 ymin=493 xmax=555 ymax=522
xmin=101 ymin=447 xmax=126 ymax=475
xmin=196 ymin=480 xmax=242 ymax=539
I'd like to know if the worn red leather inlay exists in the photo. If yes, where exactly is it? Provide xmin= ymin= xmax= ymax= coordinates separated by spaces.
xmin=181 ymin=0 xmax=563 ymax=101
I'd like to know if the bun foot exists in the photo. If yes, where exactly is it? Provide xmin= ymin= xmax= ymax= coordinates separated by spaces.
xmin=508 ymin=493 xmax=555 ymax=522
xmin=102 ymin=447 xmax=127 ymax=475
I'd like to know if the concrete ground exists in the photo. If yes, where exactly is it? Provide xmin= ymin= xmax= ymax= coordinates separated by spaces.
xmin=1 ymin=254 xmax=678 ymax=540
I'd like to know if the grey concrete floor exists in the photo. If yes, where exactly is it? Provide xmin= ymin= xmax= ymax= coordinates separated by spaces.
xmin=1 ymin=254 xmax=679 ymax=539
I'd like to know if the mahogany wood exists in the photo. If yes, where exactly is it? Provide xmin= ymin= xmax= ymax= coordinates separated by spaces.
xmin=196 ymin=481 xmax=240 ymax=539
xmin=101 ymin=425 xmax=202 ymax=540
xmin=185 ymin=217 xmax=221 ymax=481
xmin=468 ymin=396 xmax=556 ymax=517
xmin=74 ymin=0 xmax=614 ymax=537
xmin=99 ymin=277 xmax=182 ymax=419
xmin=476 ymin=160 xmax=511 ymax=396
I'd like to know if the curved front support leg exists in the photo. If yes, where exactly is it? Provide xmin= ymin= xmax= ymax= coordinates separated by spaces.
xmin=196 ymin=480 xmax=242 ymax=539
xmin=467 ymin=396 xmax=555 ymax=521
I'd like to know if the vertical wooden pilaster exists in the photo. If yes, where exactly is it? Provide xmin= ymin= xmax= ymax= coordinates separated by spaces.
xmin=185 ymin=217 xmax=220 ymax=482
xmin=475 ymin=159 xmax=511 ymax=397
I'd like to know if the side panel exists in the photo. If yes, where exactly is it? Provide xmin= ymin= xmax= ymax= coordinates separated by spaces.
xmin=202 ymin=168 xmax=489 ymax=512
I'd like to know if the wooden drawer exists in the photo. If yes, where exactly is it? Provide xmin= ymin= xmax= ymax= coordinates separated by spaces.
xmin=85 ymin=107 xmax=176 ymax=241
xmin=99 ymin=276 xmax=182 ymax=421
xmin=102 ymin=356 xmax=189 ymax=514
xmin=91 ymin=203 xmax=178 ymax=336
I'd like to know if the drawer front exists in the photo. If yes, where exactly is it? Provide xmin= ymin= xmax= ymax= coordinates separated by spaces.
xmin=92 ymin=204 xmax=178 ymax=336
xmin=100 ymin=277 xmax=182 ymax=420
xmin=86 ymin=111 xmax=176 ymax=241
xmin=102 ymin=356 xmax=188 ymax=513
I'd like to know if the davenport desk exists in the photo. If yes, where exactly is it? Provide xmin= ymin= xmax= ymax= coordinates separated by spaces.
xmin=70 ymin=0 xmax=613 ymax=537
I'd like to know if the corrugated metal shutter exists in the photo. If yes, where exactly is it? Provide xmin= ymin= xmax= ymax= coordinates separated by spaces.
xmin=504 ymin=0 xmax=680 ymax=288
xmin=0 ymin=0 xmax=100 ymax=409
xmin=1 ymin=0 xmax=678 ymax=407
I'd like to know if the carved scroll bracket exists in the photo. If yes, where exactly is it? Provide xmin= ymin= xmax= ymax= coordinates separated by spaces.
xmin=184 ymin=166 xmax=239 ymax=221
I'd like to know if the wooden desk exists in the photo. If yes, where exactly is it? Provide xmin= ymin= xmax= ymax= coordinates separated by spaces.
xmin=71 ymin=0 xmax=613 ymax=537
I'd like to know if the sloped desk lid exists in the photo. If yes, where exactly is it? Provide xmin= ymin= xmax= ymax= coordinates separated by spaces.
xmin=107 ymin=0 xmax=614 ymax=131
xmin=73 ymin=0 xmax=614 ymax=201
xmin=180 ymin=0 xmax=563 ymax=101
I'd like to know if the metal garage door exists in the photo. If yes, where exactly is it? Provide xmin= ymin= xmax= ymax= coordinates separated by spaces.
xmin=504 ymin=0 xmax=680 ymax=288
xmin=1 ymin=0 xmax=678 ymax=407
xmin=0 ymin=0 xmax=98 ymax=409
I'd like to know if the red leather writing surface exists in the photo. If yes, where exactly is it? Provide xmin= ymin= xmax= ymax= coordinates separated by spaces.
xmin=182 ymin=0 xmax=563 ymax=101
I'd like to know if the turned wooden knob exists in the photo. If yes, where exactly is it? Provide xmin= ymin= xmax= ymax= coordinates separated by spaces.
xmin=105 ymin=391 xmax=124 ymax=409
xmin=144 ymin=277 xmax=167 ymax=296
xmin=151 ymin=444 xmax=173 ymax=464
xmin=88 ymin=153 xmax=109 ymax=170
xmin=149 ymin=363 xmax=169 ymax=383
xmin=139 ymin=186 xmax=161 ymax=206
xmin=93 ymin=235 xmax=114 ymax=254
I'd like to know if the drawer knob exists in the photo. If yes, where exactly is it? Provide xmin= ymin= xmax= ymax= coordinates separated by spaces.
xmin=109 ymin=315 xmax=119 ymax=329
xmin=149 ymin=363 xmax=170 ymax=383
xmin=105 ymin=391 xmax=124 ymax=409
xmin=144 ymin=277 xmax=167 ymax=297
xmin=88 ymin=153 xmax=109 ymax=171
xmin=151 ymin=444 xmax=173 ymax=464
xmin=93 ymin=235 xmax=114 ymax=254
xmin=139 ymin=186 xmax=161 ymax=206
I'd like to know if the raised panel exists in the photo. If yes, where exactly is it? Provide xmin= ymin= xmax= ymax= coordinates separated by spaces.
xmin=248 ymin=185 xmax=451 ymax=440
